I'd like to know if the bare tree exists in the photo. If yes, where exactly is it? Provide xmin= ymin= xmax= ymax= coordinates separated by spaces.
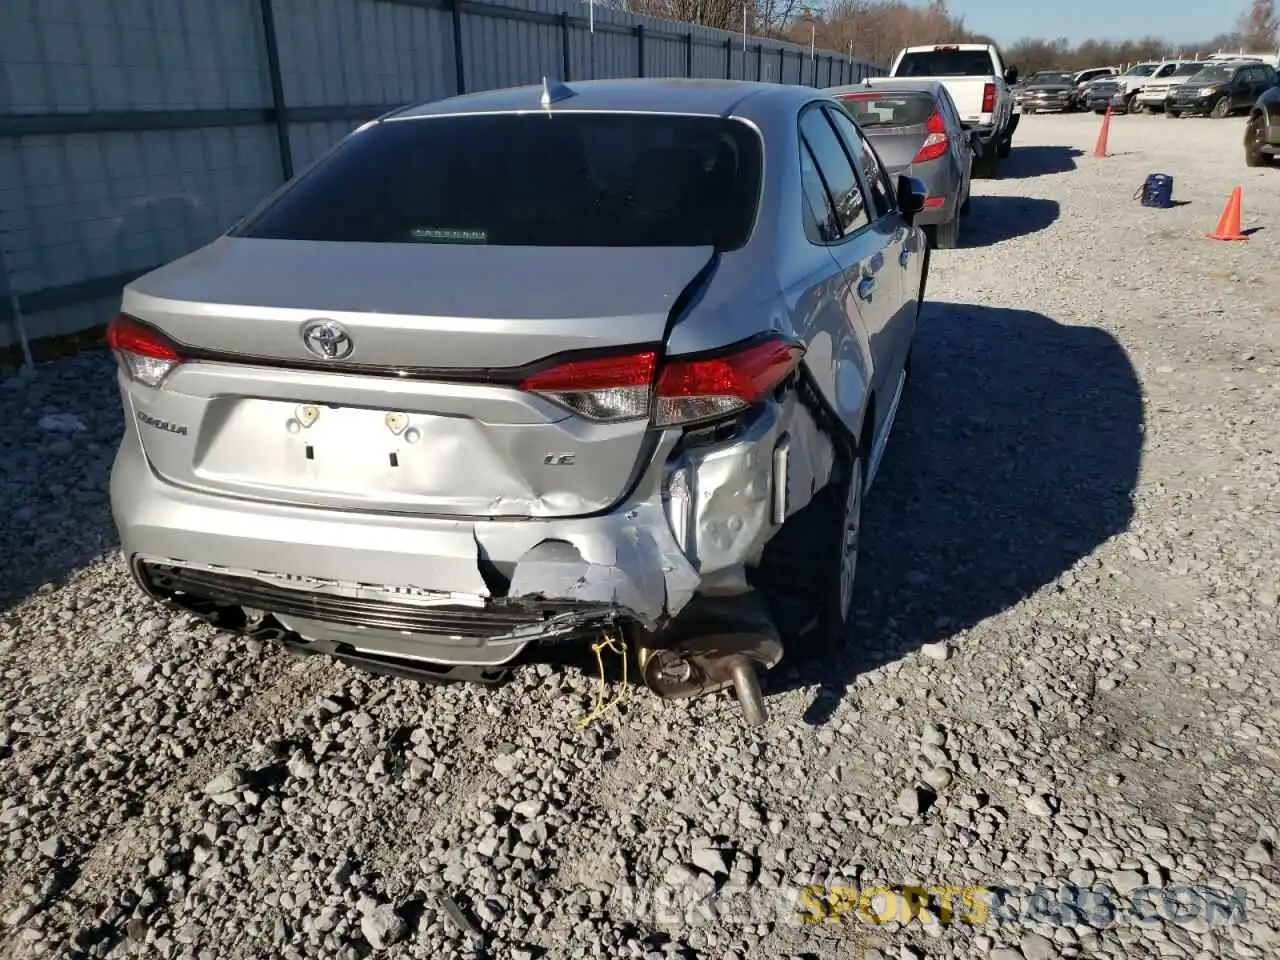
xmin=1237 ymin=0 xmax=1279 ymax=50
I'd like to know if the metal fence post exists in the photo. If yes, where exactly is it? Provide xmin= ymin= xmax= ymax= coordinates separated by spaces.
xmin=451 ymin=0 xmax=466 ymax=94
xmin=560 ymin=12 xmax=571 ymax=80
xmin=725 ymin=38 xmax=732 ymax=78
xmin=636 ymin=24 xmax=645 ymax=77
xmin=257 ymin=0 xmax=293 ymax=182
xmin=756 ymin=43 xmax=763 ymax=80
xmin=686 ymin=30 xmax=694 ymax=77
xmin=779 ymin=46 xmax=785 ymax=83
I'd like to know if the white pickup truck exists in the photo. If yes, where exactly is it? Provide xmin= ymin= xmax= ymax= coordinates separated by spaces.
xmin=887 ymin=43 xmax=1020 ymax=177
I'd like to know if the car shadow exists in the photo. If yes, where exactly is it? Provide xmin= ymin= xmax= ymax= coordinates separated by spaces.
xmin=958 ymin=196 xmax=1060 ymax=247
xmin=778 ymin=300 xmax=1143 ymax=725
xmin=996 ymin=145 xmax=1084 ymax=178
xmin=0 ymin=352 xmax=123 ymax=616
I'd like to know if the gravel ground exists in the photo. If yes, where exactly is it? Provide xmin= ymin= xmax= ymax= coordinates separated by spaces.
xmin=1 ymin=112 xmax=1278 ymax=960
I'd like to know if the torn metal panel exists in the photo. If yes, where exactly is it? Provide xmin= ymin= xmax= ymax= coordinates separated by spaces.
xmin=503 ymin=502 xmax=700 ymax=625
xmin=662 ymin=395 xmax=836 ymax=575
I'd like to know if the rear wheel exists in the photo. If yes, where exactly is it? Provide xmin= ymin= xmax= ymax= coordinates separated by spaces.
xmin=996 ymin=136 xmax=1012 ymax=159
xmin=1211 ymin=96 xmax=1232 ymax=119
xmin=932 ymin=214 xmax=961 ymax=250
xmin=750 ymin=443 xmax=865 ymax=653
xmin=1166 ymin=107 xmax=1181 ymax=118
xmin=819 ymin=456 xmax=864 ymax=649
xmin=1126 ymin=93 xmax=1143 ymax=115
xmin=1246 ymin=115 xmax=1272 ymax=167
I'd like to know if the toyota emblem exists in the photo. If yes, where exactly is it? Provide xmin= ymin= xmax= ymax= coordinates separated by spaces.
xmin=300 ymin=319 xmax=353 ymax=360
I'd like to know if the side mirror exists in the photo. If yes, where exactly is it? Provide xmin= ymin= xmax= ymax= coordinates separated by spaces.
xmin=1004 ymin=66 xmax=1019 ymax=85
xmin=896 ymin=174 xmax=928 ymax=225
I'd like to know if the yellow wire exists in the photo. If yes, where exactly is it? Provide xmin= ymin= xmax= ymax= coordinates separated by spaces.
xmin=576 ymin=629 xmax=629 ymax=730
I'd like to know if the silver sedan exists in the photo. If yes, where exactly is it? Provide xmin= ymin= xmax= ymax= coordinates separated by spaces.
xmin=107 ymin=78 xmax=929 ymax=724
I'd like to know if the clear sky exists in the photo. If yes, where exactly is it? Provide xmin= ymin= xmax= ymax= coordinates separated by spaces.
xmin=944 ymin=0 xmax=1249 ymax=47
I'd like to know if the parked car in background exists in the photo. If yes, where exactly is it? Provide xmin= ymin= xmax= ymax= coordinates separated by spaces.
xmin=1070 ymin=66 xmax=1118 ymax=108
xmin=887 ymin=43 xmax=1019 ymax=176
xmin=1206 ymin=51 xmax=1280 ymax=69
xmin=1135 ymin=61 xmax=1211 ymax=112
xmin=1246 ymin=81 xmax=1280 ymax=166
xmin=1084 ymin=61 xmax=1172 ymax=113
xmin=1168 ymin=60 xmax=1279 ymax=117
xmin=828 ymin=79 xmax=974 ymax=248
xmin=1012 ymin=70 xmax=1064 ymax=106
xmin=105 ymin=78 xmax=932 ymax=726
xmin=1017 ymin=71 xmax=1077 ymax=113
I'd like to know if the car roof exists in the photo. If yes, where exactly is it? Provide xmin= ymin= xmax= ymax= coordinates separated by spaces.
xmin=388 ymin=78 xmax=818 ymax=122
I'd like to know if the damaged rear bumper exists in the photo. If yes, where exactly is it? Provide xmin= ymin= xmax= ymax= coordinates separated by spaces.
xmin=110 ymin=393 xmax=834 ymax=667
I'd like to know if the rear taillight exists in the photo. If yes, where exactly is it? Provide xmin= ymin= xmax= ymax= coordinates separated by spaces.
xmin=912 ymin=108 xmax=950 ymax=163
xmin=519 ymin=337 xmax=804 ymax=427
xmin=519 ymin=350 xmax=656 ymax=422
xmin=981 ymin=82 xmax=996 ymax=113
xmin=655 ymin=338 xmax=803 ymax=427
xmin=106 ymin=313 xmax=183 ymax=388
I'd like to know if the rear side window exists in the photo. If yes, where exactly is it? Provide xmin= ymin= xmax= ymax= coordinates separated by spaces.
xmin=236 ymin=113 xmax=763 ymax=250
xmin=896 ymin=49 xmax=996 ymax=77
xmin=799 ymin=108 xmax=868 ymax=238
xmin=827 ymin=107 xmax=895 ymax=218
xmin=800 ymin=142 xmax=839 ymax=242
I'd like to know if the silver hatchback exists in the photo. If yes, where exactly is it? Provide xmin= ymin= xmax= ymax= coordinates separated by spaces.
xmin=107 ymin=79 xmax=928 ymax=723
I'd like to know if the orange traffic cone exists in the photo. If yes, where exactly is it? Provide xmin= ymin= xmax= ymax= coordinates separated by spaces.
xmin=1207 ymin=186 xmax=1248 ymax=241
xmin=1093 ymin=105 xmax=1112 ymax=158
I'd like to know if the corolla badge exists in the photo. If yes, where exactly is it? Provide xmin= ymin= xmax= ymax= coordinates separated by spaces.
xmin=300 ymin=319 xmax=354 ymax=360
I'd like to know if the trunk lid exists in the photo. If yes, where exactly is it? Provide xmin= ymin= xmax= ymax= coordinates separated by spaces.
xmin=863 ymin=128 xmax=931 ymax=173
xmin=121 ymin=237 xmax=715 ymax=519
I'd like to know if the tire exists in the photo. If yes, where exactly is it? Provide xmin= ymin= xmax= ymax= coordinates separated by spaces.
xmin=815 ymin=454 xmax=864 ymax=649
xmin=996 ymin=136 xmax=1012 ymax=159
xmin=749 ymin=444 xmax=865 ymax=651
xmin=1245 ymin=115 xmax=1272 ymax=167
xmin=1126 ymin=94 xmax=1142 ymax=115
xmin=932 ymin=214 xmax=961 ymax=250
xmin=1211 ymin=96 xmax=1232 ymax=119
xmin=959 ymin=185 xmax=972 ymax=217
xmin=1166 ymin=107 xmax=1181 ymax=118
xmin=973 ymin=149 xmax=998 ymax=179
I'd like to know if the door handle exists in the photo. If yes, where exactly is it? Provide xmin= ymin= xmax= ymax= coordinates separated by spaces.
xmin=856 ymin=275 xmax=877 ymax=301
xmin=899 ymin=246 xmax=911 ymax=268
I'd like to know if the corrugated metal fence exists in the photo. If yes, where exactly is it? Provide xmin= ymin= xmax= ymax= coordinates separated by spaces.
xmin=0 ymin=0 xmax=885 ymax=357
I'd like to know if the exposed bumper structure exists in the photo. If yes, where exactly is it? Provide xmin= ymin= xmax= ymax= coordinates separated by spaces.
xmin=112 ymin=392 xmax=835 ymax=669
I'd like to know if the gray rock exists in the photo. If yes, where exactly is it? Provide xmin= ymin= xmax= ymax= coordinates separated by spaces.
xmin=1020 ymin=931 xmax=1055 ymax=960
xmin=1024 ymin=795 xmax=1055 ymax=818
xmin=360 ymin=904 xmax=407 ymax=951
xmin=692 ymin=847 xmax=729 ymax=877
xmin=1244 ymin=841 xmax=1272 ymax=866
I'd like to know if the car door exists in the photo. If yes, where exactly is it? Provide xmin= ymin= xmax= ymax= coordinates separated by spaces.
xmin=797 ymin=104 xmax=892 ymax=421
xmin=826 ymin=105 xmax=919 ymax=395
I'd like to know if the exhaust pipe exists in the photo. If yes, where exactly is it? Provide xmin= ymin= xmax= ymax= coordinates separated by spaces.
xmin=637 ymin=593 xmax=782 ymax=726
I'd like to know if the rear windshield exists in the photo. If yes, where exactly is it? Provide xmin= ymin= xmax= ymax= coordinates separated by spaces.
xmin=837 ymin=92 xmax=935 ymax=126
xmin=236 ymin=113 xmax=763 ymax=250
xmin=895 ymin=49 xmax=996 ymax=77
